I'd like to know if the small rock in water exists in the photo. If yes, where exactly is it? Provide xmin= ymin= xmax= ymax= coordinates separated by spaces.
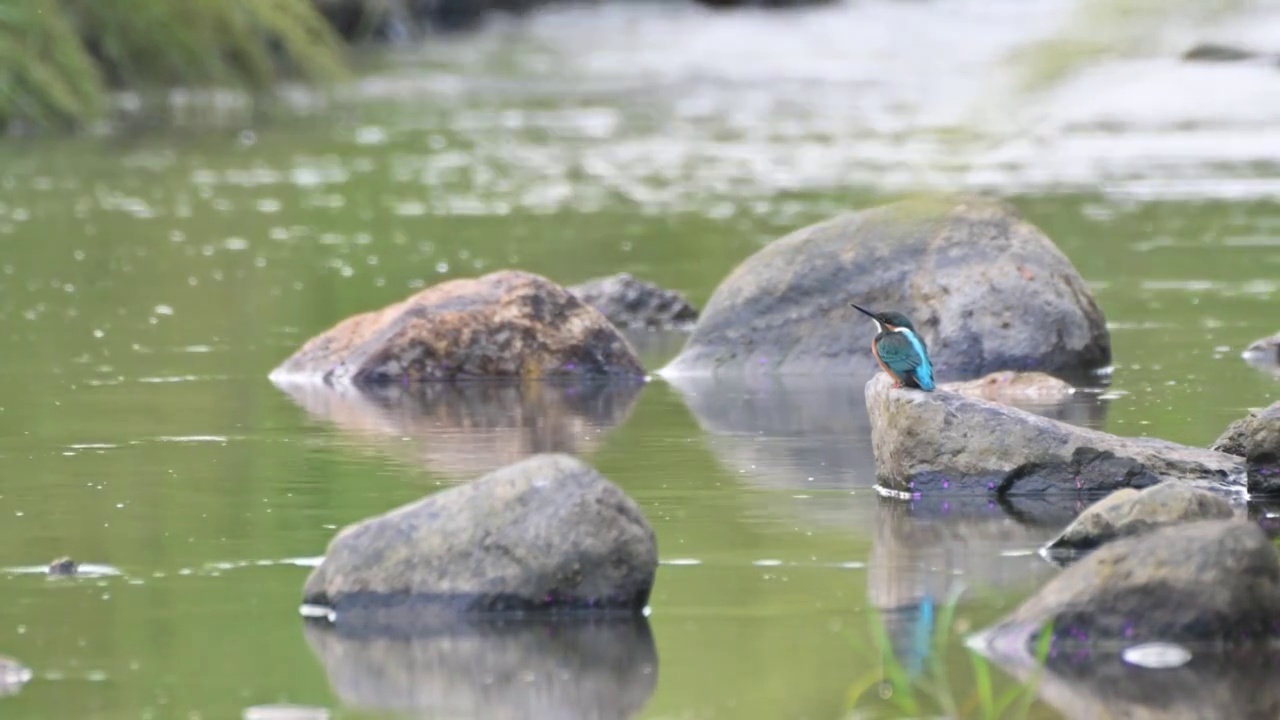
xmin=1243 ymin=332 xmax=1280 ymax=364
xmin=242 ymin=704 xmax=330 ymax=720
xmin=941 ymin=370 xmax=1075 ymax=403
xmin=47 ymin=557 xmax=78 ymax=576
xmin=0 ymin=655 xmax=33 ymax=696
xmin=1043 ymin=483 xmax=1235 ymax=557
xmin=568 ymin=273 xmax=699 ymax=330
xmin=1212 ymin=400 xmax=1280 ymax=496
xmin=1121 ymin=642 xmax=1193 ymax=669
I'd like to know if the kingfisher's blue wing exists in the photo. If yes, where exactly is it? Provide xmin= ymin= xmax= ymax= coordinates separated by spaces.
xmin=876 ymin=332 xmax=924 ymax=373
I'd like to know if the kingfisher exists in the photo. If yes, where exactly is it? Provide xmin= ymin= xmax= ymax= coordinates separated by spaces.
xmin=850 ymin=303 xmax=935 ymax=391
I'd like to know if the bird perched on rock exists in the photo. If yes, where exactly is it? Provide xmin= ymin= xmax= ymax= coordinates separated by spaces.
xmin=851 ymin=303 xmax=935 ymax=391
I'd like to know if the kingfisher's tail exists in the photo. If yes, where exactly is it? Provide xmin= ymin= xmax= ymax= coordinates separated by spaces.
xmin=915 ymin=359 xmax=936 ymax=391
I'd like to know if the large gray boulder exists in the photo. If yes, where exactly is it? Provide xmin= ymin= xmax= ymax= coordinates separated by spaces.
xmin=1213 ymin=401 xmax=1280 ymax=496
xmin=302 ymin=454 xmax=657 ymax=619
xmin=1042 ymin=484 xmax=1235 ymax=558
xmin=568 ymin=273 xmax=698 ymax=330
xmin=978 ymin=520 xmax=1280 ymax=651
xmin=270 ymin=270 xmax=645 ymax=387
xmin=660 ymin=196 xmax=1110 ymax=379
xmin=866 ymin=373 xmax=1244 ymax=497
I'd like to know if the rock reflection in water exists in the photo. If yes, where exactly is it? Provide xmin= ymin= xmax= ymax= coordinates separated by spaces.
xmin=303 ymin=616 xmax=657 ymax=720
xmin=271 ymin=379 xmax=642 ymax=477
xmin=980 ymin=642 xmax=1280 ymax=720
xmin=868 ymin=500 xmax=1060 ymax=675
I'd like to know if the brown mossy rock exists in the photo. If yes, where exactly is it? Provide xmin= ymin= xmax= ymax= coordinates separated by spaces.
xmin=302 ymin=454 xmax=657 ymax=620
xmin=941 ymin=370 xmax=1075 ymax=403
xmin=1043 ymin=484 xmax=1235 ymax=558
xmin=660 ymin=195 xmax=1110 ymax=379
xmin=270 ymin=270 xmax=645 ymax=386
xmin=1213 ymin=401 xmax=1280 ymax=496
xmin=982 ymin=520 xmax=1280 ymax=649
xmin=865 ymin=373 xmax=1244 ymax=497
xmin=568 ymin=273 xmax=699 ymax=330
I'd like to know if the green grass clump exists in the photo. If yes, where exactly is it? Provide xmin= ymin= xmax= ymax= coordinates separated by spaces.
xmin=0 ymin=0 xmax=349 ymax=131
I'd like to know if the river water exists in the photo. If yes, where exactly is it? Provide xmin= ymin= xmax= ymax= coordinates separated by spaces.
xmin=1 ymin=1 xmax=1279 ymax=718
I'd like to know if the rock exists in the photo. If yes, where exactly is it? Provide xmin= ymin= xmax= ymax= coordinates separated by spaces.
xmin=977 ymin=640 xmax=1280 ymax=720
xmin=979 ymin=520 xmax=1280 ymax=650
xmin=660 ymin=196 xmax=1110 ymax=379
xmin=1182 ymin=42 xmax=1273 ymax=63
xmin=941 ymin=370 xmax=1075 ymax=403
xmin=302 ymin=454 xmax=657 ymax=619
xmin=1213 ymin=401 xmax=1280 ymax=496
xmin=1243 ymin=332 xmax=1280 ymax=365
xmin=1043 ymin=484 xmax=1235 ymax=557
xmin=568 ymin=273 xmax=699 ymax=331
xmin=270 ymin=270 xmax=645 ymax=387
xmin=865 ymin=373 xmax=1244 ymax=497
xmin=303 ymin=616 xmax=656 ymax=717
xmin=47 ymin=557 xmax=78 ymax=576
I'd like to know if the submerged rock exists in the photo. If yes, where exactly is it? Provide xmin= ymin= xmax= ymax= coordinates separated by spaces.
xmin=47 ymin=557 xmax=78 ymax=576
xmin=981 ymin=520 xmax=1280 ymax=649
xmin=304 ymin=616 xmax=656 ymax=717
xmin=941 ymin=370 xmax=1075 ymax=403
xmin=270 ymin=270 xmax=645 ymax=387
xmin=660 ymin=196 xmax=1109 ymax=379
xmin=1243 ymin=332 xmax=1280 ymax=365
xmin=1213 ymin=401 xmax=1280 ymax=496
xmin=568 ymin=273 xmax=699 ymax=331
xmin=865 ymin=373 xmax=1243 ymax=496
xmin=1043 ymin=484 xmax=1235 ymax=558
xmin=302 ymin=454 xmax=657 ymax=620
xmin=1182 ymin=42 xmax=1276 ymax=63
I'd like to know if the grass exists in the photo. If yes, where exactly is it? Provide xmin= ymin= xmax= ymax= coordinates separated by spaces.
xmin=844 ymin=586 xmax=1054 ymax=720
xmin=0 ymin=0 xmax=350 ymax=131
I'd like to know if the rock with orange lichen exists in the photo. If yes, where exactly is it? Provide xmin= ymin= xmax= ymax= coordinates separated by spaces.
xmin=269 ymin=270 xmax=646 ymax=386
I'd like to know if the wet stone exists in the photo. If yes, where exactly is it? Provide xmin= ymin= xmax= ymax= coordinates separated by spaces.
xmin=661 ymin=196 xmax=1110 ymax=379
xmin=47 ymin=557 xmax=78 ymax=576
xmin=568 ymin=273 xmax=699 ymax=330
xmin=270 ymin=270 xmax=645 ymax=387
xmin=301 ymin=454 xmax=657 ymax=623
xmin=941 ymin=370 xmax=1075 ymax=403
xmin=1043 ymin=483 xmax=1236 ymax=559
xmin=983 ymin=520 xmax=1280 ymax=650
xmin=865 ymin=373 xmax=1244 ymax=497
xmin=1213 ymin=401 xmax=1280 ymax=496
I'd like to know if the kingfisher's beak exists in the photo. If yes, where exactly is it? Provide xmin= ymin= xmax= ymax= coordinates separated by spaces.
xmin=850 ymin=303 xmax=877 ymax=320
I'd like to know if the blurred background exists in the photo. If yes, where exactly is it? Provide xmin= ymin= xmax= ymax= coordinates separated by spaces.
xmin=1 ymin=0 xmax=1279 ymax=719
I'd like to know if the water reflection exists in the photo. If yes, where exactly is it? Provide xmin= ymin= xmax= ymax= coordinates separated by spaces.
xmin=271 ymin=379 xmax=642 ymax=477
xmin=303 ymin=616 xmax=657 ymax=719
xmin=868 ymin=500 xmax=1060 ymax=675
xmin=984 ymin=644 xmax=1280 ymax=720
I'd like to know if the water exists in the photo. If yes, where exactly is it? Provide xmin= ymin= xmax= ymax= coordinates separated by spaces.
xmin=1 ymin=1 xmax=1279 ymax=718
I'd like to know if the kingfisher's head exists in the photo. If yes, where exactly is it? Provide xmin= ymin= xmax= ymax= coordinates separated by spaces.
xmin=850 ymin=303 xmax=917 ymax=333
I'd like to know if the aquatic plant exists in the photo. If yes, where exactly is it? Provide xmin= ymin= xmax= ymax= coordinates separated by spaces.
xmin=0 ymin=0 xmax=348 ymax=130
xmin=844 ymin=587 xmax=1053 ymax=720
